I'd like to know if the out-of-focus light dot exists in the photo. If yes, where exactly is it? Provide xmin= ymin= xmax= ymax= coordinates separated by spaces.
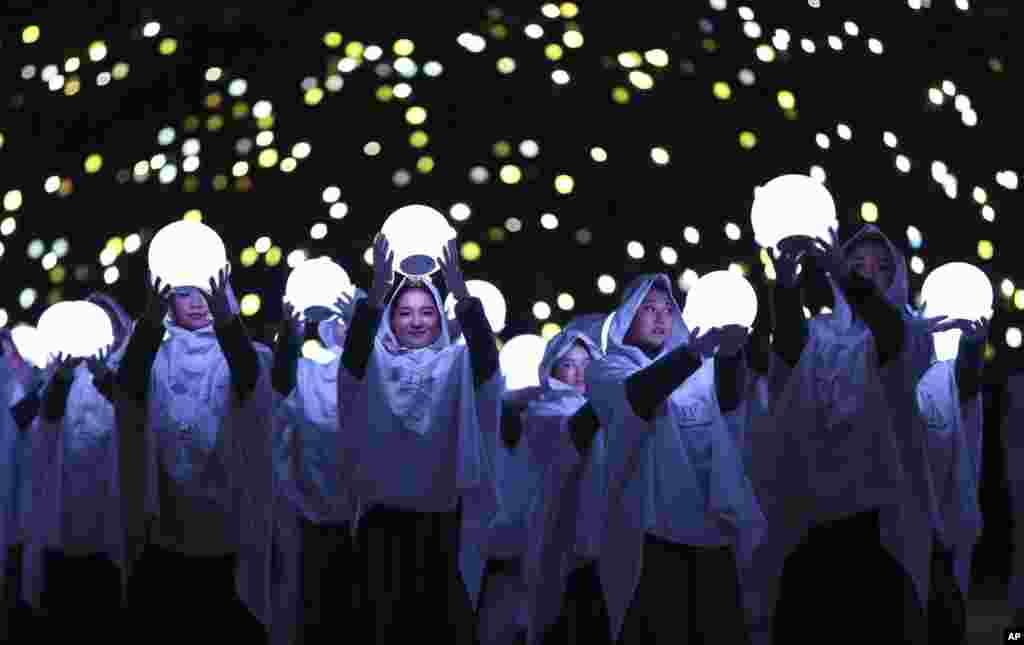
xmin=240 ymin=247 xmax=259 ymax=267
xmin=660 ymin=246 xmax=678 ymax=265
xmin=713 ymin=81 xmax=732 ymax=100
xmin=827 ymin=35 xmax=843 ymax=51
xmin=21 ymin=65 xmax=37 ymax=80
xmin=962 ymin=109 xmax=978 ymax=127
xmin=423 ymin=61 xmax=443 ymax=77
xmin=519 ymin=140 xmax=540 ymax=158
xmin=469 ymin=166 xmax=489 ymax=183
xmin=590 ymin=147 xmax=608 ymax=162
xmin=64 ymin=57 xmax=81 ymax=73
xmin=861 ymin=201 xmax=879 ymax=223
xmin=628 ymin=70 xmax=653 ymax=90
xmin=941 ymin=80 xmax=956 ymax=97
xmin=405 ymin=106 xmax=427 ymax=125
xmin=1015 ymin=290 xmax=1024 ymax=311
xmin=103 ymin=266 xmax=120 ymax=285
xmin=265 ymin=246 xmax=282 ymax=267
xmin=124 ymin=233 xmax=141 ymax=253
xmin=977 ymin=240 xmax=994 ymax=261
xmin=1008 ymin=328 xmax=1022 ymax=349
xmin=48 ymin=74 xmax=65 ymax=92
xmin=533 ymin=301 xmax=552 ymax=321
xmin=755 ymin=44 xmax=776 ymax=62
xmin=725 ymin=222 xmax=742 ymax=240
xmin=240 ymin=294 xmax=261 ymax=317
xmin=554 ymin=174 xmax=575 ymax=194
xmin=22 ymin=25 xmax=41 ymax=44
xmin=956 ymin=0 xmax=970 ymax=11
xmin=801 ymin=38 xmax=816 ymax=53
xmin=392 ymin=169 xmax=412 ymax=187
xmin=232 ymin=161 xmax=249 ymax=177
xmin=105 ymin=236 xmax=124 ymax=255
xmin=645 ymin=48 xmax=669 ymax=67
xmin=4 ymin=190 xmax=23 ymax=212
xmin=525 ymin=24 xmax=544 ymax=39
xmin=597 ymin=275 xmax=616 ymax=295
xmin=611 ymin=86 xmax=631 ymax=104
xmin=337 ymin=57 xmax=358 ymax=73
xmin=291 ymin=142 xmax=311 ymax=159
xmin=416 ymin=156 xmax=435 ymax=174
xmin=539 ymin=3 xmax=560 ymax=18
xmin=493 ymin=141 xmax=512 ymax=158
xmin=973 ymin=186 xmax=987 ymax=204
xmin=928 ymin=87 xmax=945 ymax=105
xmin=895 ymin=155 xmax=911 ymax=173
xmin=258 ymin=148 xmax=279 ymax=168
xmin=325 ymin=75 xmax=344 ymax=92
xmin=618 ymin=51 xmax=642 ymax=68
xmin=678 ymin=269 xmax=700 ymax=292
xmin=710 ymin=0 xmax=727 ymax=9
xmin=739 ymin=131 xmax=758 ymax=149
xmin=626 ymin=241 xmax=645 ymax=259
xmin=844 ymin=20 xmax=860 ymax=36
xmin=158 ymin=38 xmax=177 ymax=55
xmin=18 ymin=288 xmax=36 ymax=310
xmin=743 ymin=21 xmax=762 ymax=38
xmin=552 ymin=69 xmax=571 ymax=85
xmin=182 ymin=156 xmax=199 ymax=173
xmin=227 ymin=78 xmax=248 ymax=97
xmin=0 ymin=218 xmax=15 ymax=236
xmin=651 ymin=147 xmax=670 ymax=165
xmin=323 ymin=32 xmax=342 ymax=48
xmin=112 ymin=62 xmax=129 ymax=80
xmin=288 ymin=249 xmax=307 ymax=268
xmin=345 ymin=41 xmax=365 ymax=58
xmin=540 ymin=213 xmax=559 ymax=230
xmin=909 ymin=256 xmax=925 ymax=275
xmin=206 ymin=114 xmax=225 ymax=131
xmin=563 ymin=30 xmax=584 ymax=49
xmin=867 ymin=38 xmax=884 ymax=54
xmin=882 ymin=132 xmax=899 ymax=149
xmin=954 ymin=94 xmax=971 ymax=112
xmin=500 ymin=165 xmax=523 ymax=184
xmin=738 ymin=68 xmax=756 ymax=85
xmin=150 ymin=154 xmax=167 ymax=170
xmin=684 ymin=226 xmax=700 ymax=245
xmin=322 ymin=186 xmax=341 ymax=203
xmin=49 ymin=265 xmax=65 ymax=284
xmin=560 ymin=2 xmax=579 ymax=18
xmin=280 ymin=158 xmax=297 ymax=173
xmin=329 ymin=202 xmax=349 ymax=220
xmin=981 ymin=205 xmax=995 ymax=222
xmin=837 ymin=123 xmax=852 ymax=140
xmin=461 ymin=241 xmax=482 ymax=262
xmin=304 ymin=87 xmax=325 ymax=106
xmin=394 ymin=57 xmax=417 ymax=78
xmin=505 ymin=217 xmax=522 ymax=232
xmin=253 ymin=100 xmax=273 ymax=119
xmin=906 ymin=225 xmax=923 ymax=249
xmin=1000 ymin=279 xmax=1015 ymax=298
xmin=143 ymin=21 xmax=161 ymax=37
xmin=44 ymin=176 xmax=61 ymax=194
xmin=393 ymin=82 xmax=411 ymax=99
xmin=183 ymin=209 xmax=202 ymax=223
xmin=158 ymin=127 xmax=176 ymax=146
xmin=41 ymin=252 xmax=57 ymax=271
xmin=450 ymin=203 xmax=471 ymax=221
xmin=393 ymin=38 xmax=415 ymax=56
xmin=815 ymin=133 xmax=831 ymax=149
xmin=738 ymin=6 xmax=754 ymax=19
xmin=364 ymin=45 xmax=383 ymax=61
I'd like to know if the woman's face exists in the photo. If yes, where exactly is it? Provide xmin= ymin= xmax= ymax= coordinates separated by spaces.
xmin=390 ymin=288 xmax=441 ymax=349
xmin=171 ymin=287 xmax=213 ymax=330
xmin=551 ymin=342 xmax=592 ymax=394
xmin=845 ymin=239 xmax=895 ymax=294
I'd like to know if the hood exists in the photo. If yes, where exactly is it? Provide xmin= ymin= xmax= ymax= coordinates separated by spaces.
xmin=86 ymin=291 xmax=133 ymax=350
xmin=378 ymin=276 xmax=451 ymax=353
xmin=537 ymin=328 xmax=602 ymax=392
xmin=826 ymin=224 xmax=911 ymax=328
xmin=606 ymin=273 xmax=690 ymax=365
xmin=563 ymin=313 xmax=608 ymax=348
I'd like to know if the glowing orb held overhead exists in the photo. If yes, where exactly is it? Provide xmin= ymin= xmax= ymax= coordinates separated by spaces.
xmin=148 ymin=220 xmax=228 ymax=290
xmin=682 ymin=270 xmax=758 ymax=331
xmin=499 ymin=334 xmax=547 ymax=390
xmin=37 ymin=301 xmax=114 ymax=361
xmin=751 ymin=174 xmax=838 ymax=249
xmin=380 ymin=204 xmax=456 ymax=277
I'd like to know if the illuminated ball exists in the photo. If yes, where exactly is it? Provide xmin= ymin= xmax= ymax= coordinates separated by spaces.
xmin=444 ymin=279 xmax=507 ymax=334
xmin=921 ymin=262 xmax=993 ymax=361
xmin=682 ymin=270 xmax=758 ymax=331
xmin=284 ymin=257 xmax=354 ymax=319
xmin=148 ymin=220 xmax=228 ymax=289
xmin=10 ymin=324 xmax=47 ymax=368
xmin=379 ymin=204 xmax=456 ymax=276
xmin=750 ymin=174 xmax=838 ymax=249
xmin=37 ymin=300 xmax=114 ymax=360
xmin=499 ymin=334 xmax=547 ymax=389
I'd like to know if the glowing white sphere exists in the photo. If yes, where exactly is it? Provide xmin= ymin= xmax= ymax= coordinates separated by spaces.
xmin=499 ymin=334 xmax=547 ymax=390
xmin=10 ymin=324 xmax=48 ymax=368
xmin=148 ymin=220 xmax=228 ymax=289
xmin=682 ymin=270 xmax=758 ymax=331
xmin=379 ymin=204 xmax=457 ymax=277
xmin=750 ymin=174 xmax=839 ymax=249
xmin=921 ymin=262 xmax=993 ymax=361
xmin=444 ymin=279 xmax=507 ymax=333
xmin=37 ymin=301 xmax=114 ymax=360
xmin=284 ymin=257 xmax=354 ymax=317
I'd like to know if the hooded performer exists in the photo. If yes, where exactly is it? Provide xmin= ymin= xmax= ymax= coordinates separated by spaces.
xmin=586 ymin=273 xmax=765 ymax=644
xmin=768 ymin=224 xmax=965 ymax=643
xmin=23 ymin=292 xmax=131 ymax=636
xmin=115 ymin=265 xmax=274 ymax=642
xmin=337 ymin=234 xmax=501 ymax=643
xmin=269 ymin=288 xmax=364 ymax=645
xmin=1007 ymin=371 xmax=1024 ymax=628
xmin=517 ymin=328 xmax=610 ymax=645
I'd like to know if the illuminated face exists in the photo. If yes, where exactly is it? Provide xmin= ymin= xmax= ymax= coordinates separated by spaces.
xmin=171 ymin=287 xmax=213 ymax=330
xmin=625 ymin=286 xmax=674 ymax=353
xmin=845 ymin=239 xmax=895 ymax=293
xmin=551 ymin=342 xmax=592 ymax=394
xmin=390 ymin=287 xmax=442 ymax=349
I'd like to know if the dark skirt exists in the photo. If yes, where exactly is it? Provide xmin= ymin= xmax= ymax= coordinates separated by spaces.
xmin=300 ymin=519 xmax=356 ymax=644
xmin=542 ymin=559 xmax=611 ymax=645
xmin=40 ymin=549 xmax=121 ymax=641
xmin=928 ymin=539 xmax=966 ymax=645
xmin=773 ymin=509 xmax=926 ymax=644
xmin=357 ymin=505 xmax=478 ymax=645
xmin=126 ymin=545 xmax=266 ymax=644
xmin=618 ymin=534 xmax=749 ymax=645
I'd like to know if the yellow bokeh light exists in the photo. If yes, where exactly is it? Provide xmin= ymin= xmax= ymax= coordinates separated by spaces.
xmin=49 ymin=265 xmax=66 ymax=285
xmin=499 ymin=165 xmax=523 ymax=184
xmin=240 ymin=294 xmax=261 ymax=317
xmin=739 ymin=131 xmax=758 ymax=149
xmin=84 ymin=154 xmax=103 ymax=174
xmin=212 ymin=175 xmax=229 ymax=190
xmin=22 ymin=25 xmax=41 ymax=44
xmin=375 ymin=85 xmax=394 ymax=102
xmin=984 ymin=343 xmax=995 ymax=362
xmin=112 ymin=62 xmax=130 ymax=80
xmin=265 ymin=246 xmax=283 ymax=267
xmin=560 ymin=2 xmax=579 ymax=18
xmin=416 ymin=156 xmax=435 ymax=173
xmin=554 ymin=174 xmax=575 ymax=194
xmin=977 ymin=240 xmax=994 ymax=261
xmin=232 ymin=102 xmax=250 ymax=119
xmin=545 ymin=44 xmax=564 ymax=61
xmin=611 ymin=86 xmax=630 ymax=104
xmin=257 ymin=115 xmax=275 ymax=130
xmin=206 ymin=115 xmax=224 ymax=131
xmin=409 ymin=130 xmax=429 ymax=148
xmin=860 ymin=201 xmax=879 ymax=223
xmin=323 ymin=32 xmax=342 ymax=48
xmin=461 ymin=241 xmax=482 ymax=262
xmin=258 ymin=148 xmax=279 ymax=168
xmin=344 ymin=41 xmax=364 ymax=58
xmin=713 ymin=81 xmax=732 ymax=100
xmin=304 ymin=87 xmax=325 ymax=105
xmin=493 ymin=141 xmax=512 ymax=158
xmin=159 ymin=38 xmax=177 ymax=55
xmin=777 ymin=90 xmax=796 ymax=110
xmin=394 ymin=38 xmax=415 ymax=56
xmin=64 ymin=77 xmax=82 ymax=96
xmin=617 ymin=51 xmax=643 ymax=68
xmin=106 ymin=237 xmax=124 ymax=255
xmin=541 ymin=322 xmax=562 ymax=340
xmin=701 ymin=38 xmax=718 ymax=53
xmin=280 ymin=158 xmax=297 ymax=173
xmin=183 ymin=176 xmax=200 ymax=192
xmin=205 ymin=93 xmax=223 ymax=110
xmin=183 ymin=209 xmax=202 ymax=223
xmin=240 ymin=247 xmax=258 ymax=267
xmin=629 ymin=71 xmax=654 ymax=90
xmin=3 ymin=190 xmax=23 ymax=212
xmin=1015 ymin=290 xmax=1024 ymax=311
xmin=405 ymin=106 xmax=427 ymax=125
xmin=497 ymin=57 xmax=517 ymax=74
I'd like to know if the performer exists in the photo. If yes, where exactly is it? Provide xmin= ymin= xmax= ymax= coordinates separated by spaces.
xmin=768 ymin=224 xmax=961 ymax=644
xmin=586 ymin=273 xmax=764 ymax=644
xmin=338 ymin=235 xmax=501 ymax=644
xmin=1008 ymin=370 xmax=1024 ymax=629
xmin=116 ymin=268 xmax=274 ymax=642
